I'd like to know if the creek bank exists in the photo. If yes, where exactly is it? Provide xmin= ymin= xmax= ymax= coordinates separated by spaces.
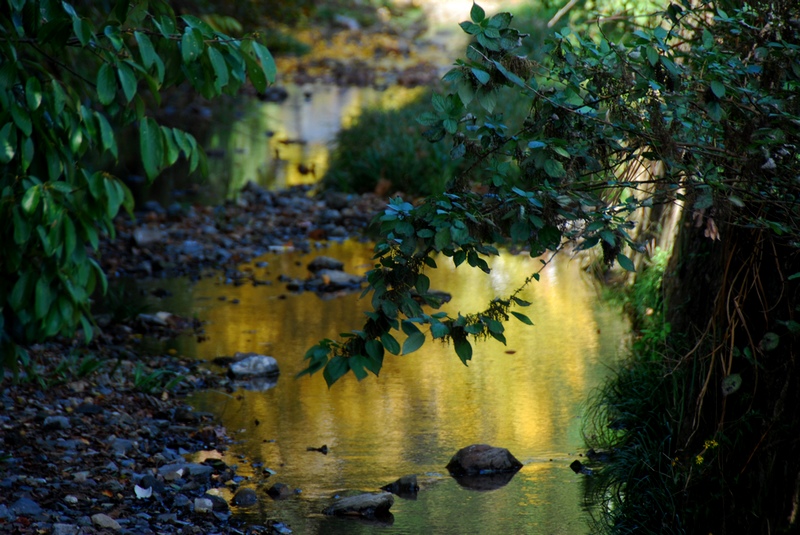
xmin=99 ymin=183 xmax=388 ymax=281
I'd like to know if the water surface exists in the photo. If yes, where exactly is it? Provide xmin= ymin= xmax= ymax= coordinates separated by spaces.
xmin=151 ymin=240 xmax=627 ymax=534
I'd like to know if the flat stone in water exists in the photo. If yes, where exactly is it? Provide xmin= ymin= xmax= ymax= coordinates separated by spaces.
xmin=322 ymin=492 xmax=394 ymax=518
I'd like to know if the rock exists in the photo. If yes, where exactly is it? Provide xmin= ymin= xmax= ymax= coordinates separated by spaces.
xmin=381 ymin=475 xmax=419 ymax=499
xmin=111 ymin=438 xmax=135 ymax=454
xmin=267 ymin=483 xmax=293 ymax=500
xmin=228 ymin=354 xmax=279 ymax=378
xmin=91 ymin=513 xmax=121 ymax=531
xmin=445 ymin=444 xmax=523 ymax=476
xmin=202 ymin=493 xmax=229 ymax=512
xmin=570 ymin=460 xmax=594 ymax=476
xmin=52 ymin=524 xmax=79 ymax=535
xmin=194 ymin=497 xmax=214 ymax=513
xmin=323 ymin=492 xmax=394 ymax=518
xmin=42 ymin=415 xmax=70 ymax=431
xmin=315 ymin=269 xmax=365 ymax=289
xmin=307 ymin=256 xmax=344 ymax=272
xmin=133 ymin=226 xmax=164 ymax=246
xmin=179 ymin=240 xmax=205 ymax=258
xmin=10 ymin=497 xmax=43 ymax=516
xmin=232 ymin=487 xmax=258 ymax=506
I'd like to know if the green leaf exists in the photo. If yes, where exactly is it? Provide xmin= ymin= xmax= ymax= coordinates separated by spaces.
xmin=207 ymin=46 xmax=229 ymax=91
xmin=13 ymin=208 xmax=30 ymax=245
xmin=617 ymin=253 xmax=636 ymax=272
xmin=471 ymin=67 xmax=490 ymax=85
xmin=323 ymin=356 xmax=350 ymax=387
xmin=21 ymin=185 xmax=41 ymax=214
xmin=97 ymin=63 xmax=117 ymax=106
xmin=117 ymin=62 xmax=137 ymax=103
xmin=710 ymin=80 xmax=726 ymax=99
xmin=181 ymin=27 xmax=204 ymax=64
xmin=349 ymin=355 xmax=369 ymax=381
xmin=0 ymin=123 xmax=17 ymax=163
xmin=544 ymin=159 xmax=566 ymax=178
xmin=454 ymin=337 xmax=472 ymax=365
xmin=35 ymin=278 xmax=52 ymax=320
xmin=511 ymin=311 xmax=533 ymax=325
xmin=252 ymin=41 xmax=277 ymax=84
xmin=9 ymin=271 xmax=31 ymax=311
xmin=434 ymin=227 xmax=451 ymax=251
xmin=402 ymin=331 xmax=425 ymax=355
xmin=415 ymin=274 xmax=430 ymax=295
xmin=25 ymin=77 xmax=42 ymax=110
xmin=241 ymin=40 xmax=267 ymax=93
xmin=470 ymin=2 xmax=486 ymax=23
xmin=430 ymin=321 xmax=449 ymax=339
xmin=95 ymin=112 xmax=117 ymax=158
xmin=135 ymin=31 xmax=157 ymax=69
xmin=10 ymin=103 xmax=31 ymax=137
xmin=381 ymin=332 xmax=401 ymax=355
xmin=140 ymin=117 xmax=164 ymax=181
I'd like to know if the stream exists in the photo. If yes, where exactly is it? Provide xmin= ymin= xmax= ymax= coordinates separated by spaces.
xmin=143 ymin=239 xmax=627 ymax=534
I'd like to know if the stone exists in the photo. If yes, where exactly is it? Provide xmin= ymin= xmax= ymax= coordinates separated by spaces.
xmin=91 ymin=513 xmax=121 ymax=531
xmin=381 ymin=475 xmax=419 ymax=499
xmin=307 ymin=256 xmax=344 ymax=272
xmin=228 ymin=354 xmax=279 ymax=378
xmin=133 ymin=226 xmax=163 ymax=246
xmin=42 ymin=415 xmax=70 ymax=431
xmin=194 ymin=497 xmax=213 ymax=514
xmin=323 ymin=492 xmax=394 ymax=518
xmin=445 ymin=444 xmax=523 ymax=476
xmin=315 ymin=269 xmax=364 ymax=289
xmin=231 ymin=487 xmax=258 ymax=506
xmin=52 ymin=524 xmax=79 ymax=535
xmin=202 ymin=493 xmax=229 ymax=512
xmin=267 ymin=483 xmax=293 ymax=500
xmin=10 ymin=497 xmax=42 ymax=516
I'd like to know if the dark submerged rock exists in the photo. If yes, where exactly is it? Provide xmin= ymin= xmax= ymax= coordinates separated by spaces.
xmin=232 ymin=487 xmax=258 ymax=506
xmin=267 ymin=483 xmax=293 ymax=500
xmin=322 ymin=492 xmax=394 ymax=518
xmin=381 ymin=475 xmax=420 ymax=499
xmin=445 ymin=444 xmax=523 ymax=476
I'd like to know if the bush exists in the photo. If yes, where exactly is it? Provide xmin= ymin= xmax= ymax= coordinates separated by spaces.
xmin=322 ymin=90 xmax=462 ymax=197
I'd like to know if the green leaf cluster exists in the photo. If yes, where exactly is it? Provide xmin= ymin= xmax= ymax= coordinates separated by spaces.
xmin=302 ymin=1 xmax=800 ymax=386
xmin=0 ymin=0 xmax=275 ymax=372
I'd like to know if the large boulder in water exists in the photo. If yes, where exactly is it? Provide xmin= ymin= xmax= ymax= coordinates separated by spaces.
xmin=322 ymin=492 xmax=394 ymax=518
xmin=445 ymin=444 xmax=522 ymax=476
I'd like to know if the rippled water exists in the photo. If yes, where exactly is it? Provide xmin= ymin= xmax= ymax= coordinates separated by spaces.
xmin=148 ymin=240 xmax=627 ymax=534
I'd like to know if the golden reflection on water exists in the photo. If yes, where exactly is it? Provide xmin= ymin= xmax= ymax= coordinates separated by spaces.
xmin=203 ymin=85 xmax=427 ymax=197
xmin=157 ymin=240 xmax=627 ymax=533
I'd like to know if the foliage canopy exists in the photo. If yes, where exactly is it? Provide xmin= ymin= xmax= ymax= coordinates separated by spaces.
xmin=301 ymin=0 xmax=799 ymax=388
xmin=0 ymin=0 xmax=275 ymax=371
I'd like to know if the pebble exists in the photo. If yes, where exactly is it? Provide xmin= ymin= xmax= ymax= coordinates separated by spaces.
xmin=42 ymin=415 xmax=70 ymax=430
xmin=91 ymin=513 xmax=122 ymax=531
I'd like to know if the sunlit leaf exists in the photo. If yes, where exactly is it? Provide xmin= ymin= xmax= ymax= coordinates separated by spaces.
xmin=511 ymin=311 xmax=533 ymax=325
